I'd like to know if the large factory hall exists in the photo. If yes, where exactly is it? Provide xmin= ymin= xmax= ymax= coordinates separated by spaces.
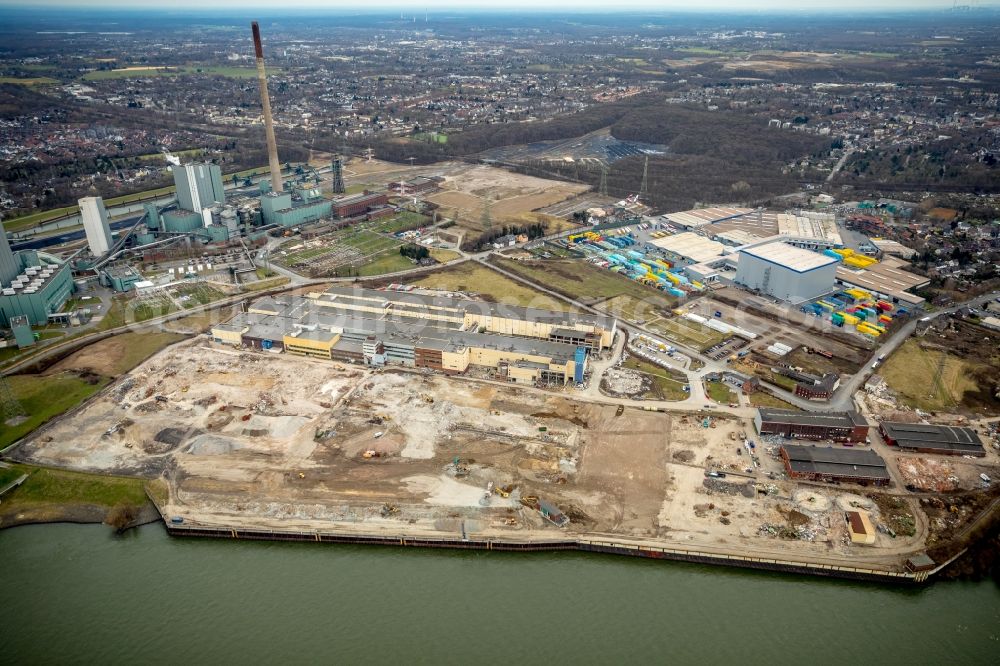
xmin=211 ymin=286 xmax=617 ymax=386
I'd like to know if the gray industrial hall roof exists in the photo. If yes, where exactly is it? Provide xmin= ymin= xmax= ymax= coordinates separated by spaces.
xmin=319 ymin=286 xmax=615 ymax=331
xmin=232 ymin=306 xmax=582 ymax=362
xmin=880 ymin=421 xmax=984 ymax=454
xmin=758 ymin=408 xmax=868 ymax=429
xmin=782 ymin=444 xmax=890 ymax=480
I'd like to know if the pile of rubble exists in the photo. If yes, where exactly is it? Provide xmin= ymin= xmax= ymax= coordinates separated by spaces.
xmin=757 ymin=522 xmax=818 ymax=541
xmin=600 ymin=368 xmax=647 ymax=397
xmin=254 ymin=392 xmax=275 ymax=414
xmin=863 ymin=377 xmax=903 ymax=412
xmin=113 ymin=377 xmax=137 ymax=402
xmin=898 ymin=457 xmax=960 ymax=492
xmin=702 ymin=477 xmax=755 ymax=497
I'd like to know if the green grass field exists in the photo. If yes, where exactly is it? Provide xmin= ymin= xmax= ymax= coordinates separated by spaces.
xmin=0 ymin=76 xmax=58 ymax=85
xmin=413 ymin=132 xmax=448 ymax=144
xmin=1 ymin=373 xmax=109 ymax=449
xmin=880 ymin=339 xmax=978 ymax=412
xmin=429 ymin=248 xmax=460 ymax=263
xmin=172 ymin=284 xmax=227 ymax=308
xmin=83 ymin=67 xmax=180 ymax=80
xmin=183 ymin=65 xmax=265 ymax=78
xmin=373 ymin=211 xmax=431 ymax=234
xmin=95 ymin=294 xmax=176 ymax=331
xmin=132 ymin=300 xmax=178 ymax=323
xmin=749 ymin=391 xmax=801 ymax=410
xmin=646 ymin=318 xmax=727 ymax=352
xmin=344 ymin=183 xmax=374 ymax=195
xmin=338 ymin=230 xmax=401 ymax=254
xmin=0 ymin=466 xmax=26 ymax=490
xmin=137 ymin=148 xmax=203 ymax=163
xmin=413 ymin=262 xmax=571 ymax=311
xmin=766 ymin=372 xmax=799 ymax=391
xmin=0 ymin=463 xmax=147 ymax=508
xmin=0 ymin=331 xmax=66 ymax=365
xmin=86 ymin=331 xmax=187 ymax=377
xmin=622 ymin=356 xmax=689 ymax=401
xmin=354 ymin=253 xmax=416 ymax=276
xmin=596 ymin=294 xmax=669 ymax=325
xmin=82 ymin=65 xmax=269 ymax=81
xmin=241 ymin=277 xmax=291 ymax=292
xmin=705 ymin=380 xmax=736 ymax=404
xmin=2 ymin=205 xmax=78 ymax=232
xmin=493 ymin=258 xmax=676 ymax=311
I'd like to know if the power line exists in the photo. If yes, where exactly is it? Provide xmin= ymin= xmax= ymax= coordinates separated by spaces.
xmin=640 ymin=155 xmax=649 ymax=197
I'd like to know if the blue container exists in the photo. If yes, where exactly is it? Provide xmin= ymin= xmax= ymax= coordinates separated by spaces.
xmin=574 ymin=347 xmax=587 ymax=384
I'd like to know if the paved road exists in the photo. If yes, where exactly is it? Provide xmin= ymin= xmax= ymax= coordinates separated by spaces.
xmin=480 ymin=256 xmax=1000 ymax=414
xmin=826 ymin=147 xmax=855 ymax=183
xmin=826 ymin=290 xmax=1000 ymax=411
xmin=12 ymin=217 xmax=996 ymax=422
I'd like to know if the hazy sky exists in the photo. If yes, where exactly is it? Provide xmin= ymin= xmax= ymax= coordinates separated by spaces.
xmin=0 ymin=0 xmax=993 ymax=11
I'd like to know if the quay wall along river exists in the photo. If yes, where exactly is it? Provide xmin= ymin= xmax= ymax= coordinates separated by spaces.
xmin=1 ymin=522 xmax=998 ymax=665
xmin=164 ymin=522 xmax=932 ymax=584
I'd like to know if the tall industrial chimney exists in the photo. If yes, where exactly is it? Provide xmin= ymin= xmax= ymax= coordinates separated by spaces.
xmin=251 ymin=21 xmax=283 ymax=193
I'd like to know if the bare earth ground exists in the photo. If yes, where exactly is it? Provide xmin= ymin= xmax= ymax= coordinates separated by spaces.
xmin=10 ymin=339 xmax=986 ymax=571
xmin=424 ymin=164 xmax=588 ymax=231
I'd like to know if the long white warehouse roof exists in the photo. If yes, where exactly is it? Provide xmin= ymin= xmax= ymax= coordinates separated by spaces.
xmin=650 ymin=232 xmax=726 ymax=263
xmin=661 ymin=207 xmax=752 ymax=229
xmin=740 ymin=242 xmax=838 ymax=273
xmin=775 ymin=213 xmax=842 ymax=246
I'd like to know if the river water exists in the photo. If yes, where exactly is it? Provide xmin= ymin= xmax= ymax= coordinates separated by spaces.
xmin=1 ymin=523 xmax=998 ymax=664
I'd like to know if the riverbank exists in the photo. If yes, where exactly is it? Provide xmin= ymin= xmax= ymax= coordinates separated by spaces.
xmin=159 ymin=515 xmax=945 ymax=584
xmin=0 ymin=463 xmax=158 ymax=531
xmin=1 ymin=460 xmax=993 ymax=582
xmin=0 ymin=501 xmax=160 ymax=530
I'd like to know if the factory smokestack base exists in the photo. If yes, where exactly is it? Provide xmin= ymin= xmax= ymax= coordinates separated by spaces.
xmin=252 ymin=21 xmax=283 ymax=193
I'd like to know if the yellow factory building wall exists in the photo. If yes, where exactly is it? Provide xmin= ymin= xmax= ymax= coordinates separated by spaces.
xmin=466 ymin=347 xmax=576 ymax=385
xmin=464 ymin=314 xmax=612 ymax=350
xmin=211 ymin=326 xmax=247 ymax=345
xmin=283 ymin=332 xmax=340 ymax=359
xmin=468 ymin=346 xmax=547 ymax=369
xmin=440 ymin=347 xmax=471 ymax=373
xmin=466 ymin=315 xmax=550 ymax=339
xmin=506 ymin=365 xmax=538 ymax=384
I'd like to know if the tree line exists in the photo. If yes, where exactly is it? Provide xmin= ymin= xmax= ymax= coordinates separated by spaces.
xmin=464 ymin=222 xmax=546 ymax=251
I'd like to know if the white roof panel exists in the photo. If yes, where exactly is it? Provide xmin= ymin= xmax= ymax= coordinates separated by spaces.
xmin=740 ymin=242 xmax=838 ymax=273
